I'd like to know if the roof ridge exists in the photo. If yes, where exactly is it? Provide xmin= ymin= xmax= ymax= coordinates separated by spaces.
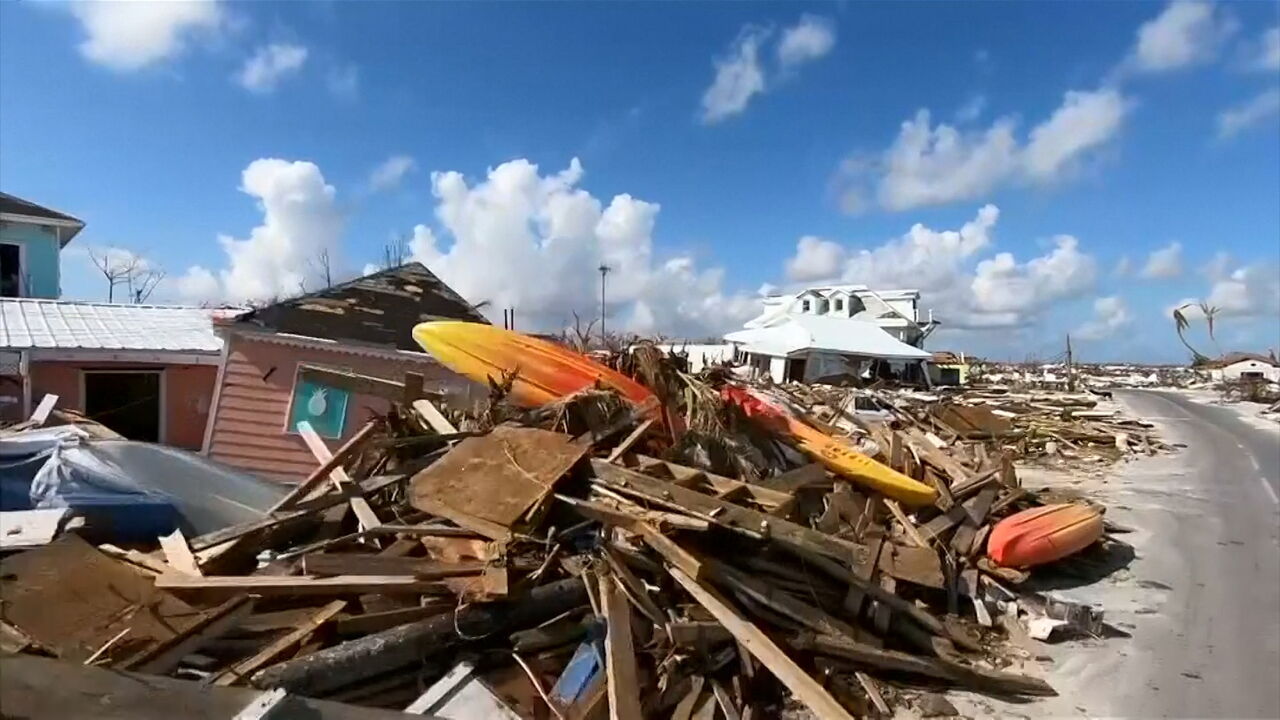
xmin=0 ymin=297 xmax=235 ymax=312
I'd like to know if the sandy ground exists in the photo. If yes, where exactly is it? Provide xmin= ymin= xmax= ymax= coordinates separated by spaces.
xmin=945 ymin=389 xmax=1280 ymax=720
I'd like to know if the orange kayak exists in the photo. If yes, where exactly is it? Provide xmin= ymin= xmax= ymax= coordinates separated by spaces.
xmin=411 ymin=321 xmax=656 ymax=409
xmin=721 ymin=385 xmax=938 ymax=507
xmin=987 ymin=503 xmax=1103 ymax=568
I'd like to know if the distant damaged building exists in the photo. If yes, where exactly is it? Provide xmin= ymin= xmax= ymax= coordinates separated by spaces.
xmin=724 ymin=285 xmax=937 ymax=384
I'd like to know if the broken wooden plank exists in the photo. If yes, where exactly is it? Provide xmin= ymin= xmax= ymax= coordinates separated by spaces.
xmin=158 ymin=529 xmax=202 ymax=577
xmin=334 ymin=604 xmax=452 ymax=637
xmin=411 ymin=398 xmax=457 ymax=435
xmin=411 ymin=426 xmax=587 ymax=541
xmin=296 ymin=421 xmax=381 ymax=532
xmin=665 ymin=566 xmax=855 ymax=720
xmin=155 ymin=574 xmax=452 ymax=598
xmin=214 ymin=601 xmax=347 ymax=686
xmin=129 ymin=596 xmax=256 ymax=675
xmin=0 ymin=509 xmax=69 ymax=550
xmin=598 ymin=571 xmax=643 ymax=720
xmin=302 ymin=554 xmax=495 ymax=579
xmin=29 ymin=394 xmax=58 ymax=426
xmin=794 ymin=632 xmax=1055 ymax=697
xmin=883 ymin=500 xmax=929 ymax=549
xmin=606 ymin=418 xmax=654 ymax=463
xmin=272 ymin=421 xmax=379 ymax=512
xmin=298 ymin=365 xmax=439 ymax=403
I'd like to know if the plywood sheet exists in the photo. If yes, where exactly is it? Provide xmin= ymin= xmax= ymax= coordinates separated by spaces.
xmin=410 ymin=426 xmax=586 ymax=540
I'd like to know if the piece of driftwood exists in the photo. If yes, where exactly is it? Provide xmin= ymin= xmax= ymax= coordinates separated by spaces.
xmin=251 ymin=578 xmax=587 ymax=696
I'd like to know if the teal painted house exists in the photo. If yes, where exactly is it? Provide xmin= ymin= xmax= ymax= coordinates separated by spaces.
xmin=0 ymin=192 xmax=85 ymax=299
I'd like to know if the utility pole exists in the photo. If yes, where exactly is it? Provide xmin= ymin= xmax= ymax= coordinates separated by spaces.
xmin=1065 ymin=333 xmax=1075 ymax=392
xmin=597 ymin=264 xmax=610 ymax=347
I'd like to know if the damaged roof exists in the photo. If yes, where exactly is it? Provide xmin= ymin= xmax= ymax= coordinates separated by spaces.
xmin=229 ymin=262 xmax=488 ymax=351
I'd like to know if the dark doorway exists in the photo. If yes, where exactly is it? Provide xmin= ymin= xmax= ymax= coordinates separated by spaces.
xmin=1 ymin=244 xmax=21 ymax=297
xmin=786 ymin=357 xmax=807 ymax=382
xmin=83 ymin=371 xmax=161 ymax=442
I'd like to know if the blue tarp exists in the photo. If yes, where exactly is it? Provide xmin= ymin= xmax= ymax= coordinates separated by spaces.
xmin=0 ymin=427 xmax=288 ymax=541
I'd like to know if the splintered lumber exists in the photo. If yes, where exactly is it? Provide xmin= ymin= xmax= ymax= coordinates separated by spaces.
xmin=188 ymin=474 xmax=404 ymax=552
xmin=598 ymin=571 xmax=643 ymax=720
xmin=251 ymin=578 xmax=587 ymax=696
xmin=297 ymin=421 xmax=381 ymax=532
xmin=605 ymin=418 xmax=655 ymax=462
xmin=302 ymin=554 xmax=495 ymax=579
xmin=155 ymin=574 xmax=451 ymax=598
xmin=412 ymin=398 xmax=458 ymax=435
xmin=2 ymin=655 xmax=420 ymax=720
xmin=158 ymin=529 xmax=202 ymax=576
xmin=214 ymin=601 xmax=347 ymax=686
xmin=272 ymin=421 xmax=379 ymax=512
xmin=883 ymin=500 xmax=929 ymax=549
xmin=411 ymin=426 xmax=587 ymax=541
xmin=794 ymin=633 xmax=1055 ymax=697
xmin=665 ymin=565 xmax=855 ymax=720
xmin=0 ymin=535 xmax=227 ymax=666
xmin=334 ymin=605 xmax=452 ymax=637
xmin=128 ymin=596 xmax=256 ymax=675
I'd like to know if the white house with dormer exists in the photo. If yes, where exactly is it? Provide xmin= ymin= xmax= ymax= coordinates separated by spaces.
xmin=722 ymin=285 xmax=939 ymax=385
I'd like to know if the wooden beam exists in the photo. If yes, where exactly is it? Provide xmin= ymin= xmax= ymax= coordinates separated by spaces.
xmin=605 ymin=419 xmax=654 ymax=463
xmin=29 ymin=394 xmax=58 ymax=426
xmin=272 ymin=421 xmax=378 ymax=512
xmin=214 ymin=601 xmax=347 ymax=686
xmin=155 ymin=574 xmax=451 ymax=598
xmin=302 ymin=554 xmax=492 ymax=579
xmin=158 ymin=529 xmax=202 ymax=577
xmin=127 ymin=597 xmax=256 ymax=675
xmin=883 ymin=500 xmax=929 ymax=549
xmin=298 ymin=365 xmax=439 ymax=403
xmin=598 ymin=571 xmax=643 ymax=720
xmin=411 ymin=398 xmax=457 ymax=435
xmin=665 ymin=566 xmax=855 ymax=720
xmin=296 ymin=421 xmax=381 ymax=532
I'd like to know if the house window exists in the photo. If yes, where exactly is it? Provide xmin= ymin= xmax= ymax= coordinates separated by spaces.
xmin=801 ymin=299 xmax=811 ymax=312
xmin=834 ymin=298 xmax=844 ymax=312
xmin=1 ymin=243 xmax=21 ymax=298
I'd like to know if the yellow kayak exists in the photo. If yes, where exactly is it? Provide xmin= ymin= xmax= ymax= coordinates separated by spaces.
xmin=722 ymin=385 xmax=938 ymax=507
xmin=411 ymin=321 xmax=656 ymax=409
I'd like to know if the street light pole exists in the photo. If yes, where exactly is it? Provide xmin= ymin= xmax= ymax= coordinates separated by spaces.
xmin=598 ymin=264 xmax=610 ymax=347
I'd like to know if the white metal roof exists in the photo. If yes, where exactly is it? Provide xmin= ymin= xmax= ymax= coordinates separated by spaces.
xmin=725 ymin=314 xmax=931 ymax=360
xmin=0 ymin=298 xmax=225 ymax=353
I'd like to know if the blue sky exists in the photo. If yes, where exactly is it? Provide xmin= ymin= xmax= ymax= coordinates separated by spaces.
xmin=1 ymin=1 xmax=1277 ymax=362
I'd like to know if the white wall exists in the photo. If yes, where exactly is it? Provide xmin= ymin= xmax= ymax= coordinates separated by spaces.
xmin=1214 ymin=360 xmax=1280 ymax=382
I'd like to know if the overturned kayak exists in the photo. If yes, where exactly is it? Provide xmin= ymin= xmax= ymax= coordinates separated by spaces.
xmin=721 ymin=385 xmax=938 ymax=507
xmin=411 ymin=321 xmax=656 ymax=409
xmin=987 ymin=503 xmax=1103 ymax=568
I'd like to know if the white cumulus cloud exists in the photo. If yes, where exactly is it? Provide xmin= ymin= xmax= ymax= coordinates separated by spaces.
xmin=839 ymin=88 xmax=1130 ymax=212
xmin=408 ymin=158 xmax=757 ymax=336
xmin=68 ymin=0 xmax=223 ymax=71
xmin=236 ymin=44 xmax=308 ymax=93
xmin=781 ymin=204 xmax=1098 ymax=329
xmin=1141 ymin=241 xmax=1184 ymax=279
xmin=369 ymin=155 xmax=416 ymax=192
xmin=1217 ymin=88 xmax=1280 ymax=139
xmin=777 ymin=15 xmax=836 ymax=69
xmin=700 ymin=27 xmax=770 ymax=124
xmin=1075 ymin=295 xmax=1133 ymax=340
xmin=785 ymin=236 xmax=845 ymax=282
xmin=1130 ymin=0 xmax=1236 ymax=73
xmin=1204 ymin=261 xmax=1280 ymax=317
xmin=179 ymin=158 xmax=344 ymax=304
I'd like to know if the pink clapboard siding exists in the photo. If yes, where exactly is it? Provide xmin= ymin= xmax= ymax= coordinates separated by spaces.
xmin=205 ymin=333 xmax=466 ymax=483
xmin=28 ymin=361 xmax=216 ymax=450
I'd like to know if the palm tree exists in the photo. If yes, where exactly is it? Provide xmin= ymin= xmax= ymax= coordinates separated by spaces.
xmin=1173 ymin=302 xmax=1213 ymax=365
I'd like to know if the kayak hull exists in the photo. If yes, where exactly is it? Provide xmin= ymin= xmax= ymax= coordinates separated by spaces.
xmin=986 ymin=503 xmax=1103 ymax=568
xmin=722 ymin=385 xmax=937 ymax=507
xmin=411 ymin=321 xmax=656 ymax=409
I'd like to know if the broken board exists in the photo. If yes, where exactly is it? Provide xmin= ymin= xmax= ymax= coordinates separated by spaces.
xmin=410 ymin=426 xmax=587 ymax=541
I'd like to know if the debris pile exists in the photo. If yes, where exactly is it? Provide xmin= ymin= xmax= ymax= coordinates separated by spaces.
xmin=1 ymin=330 xmax=1165 ymax=719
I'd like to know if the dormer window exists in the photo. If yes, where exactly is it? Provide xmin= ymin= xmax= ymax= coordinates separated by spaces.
xmin=801 ymin=299 xmax=811 ymax=312
xmin=834 ymin=298 xmax=844 ymax=312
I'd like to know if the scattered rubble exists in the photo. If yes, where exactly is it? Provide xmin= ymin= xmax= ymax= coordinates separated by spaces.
xmin=0 ymin=335 xmax=1175 ymax=719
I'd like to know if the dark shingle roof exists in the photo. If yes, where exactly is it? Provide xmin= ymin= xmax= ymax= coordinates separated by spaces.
xmin=231 ymin=262 xmax=488 ymax=351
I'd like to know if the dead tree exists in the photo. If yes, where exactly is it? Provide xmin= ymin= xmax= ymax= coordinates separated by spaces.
xmin=382 ymin=234 xmax=410 ymax=269
xmin=89 ymin=249 xmax=140 ymax=303
xmin=311 ymin=248 xmax=334 ymax=288
xmin=129 ymin=268 xmax=165 ymax=304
